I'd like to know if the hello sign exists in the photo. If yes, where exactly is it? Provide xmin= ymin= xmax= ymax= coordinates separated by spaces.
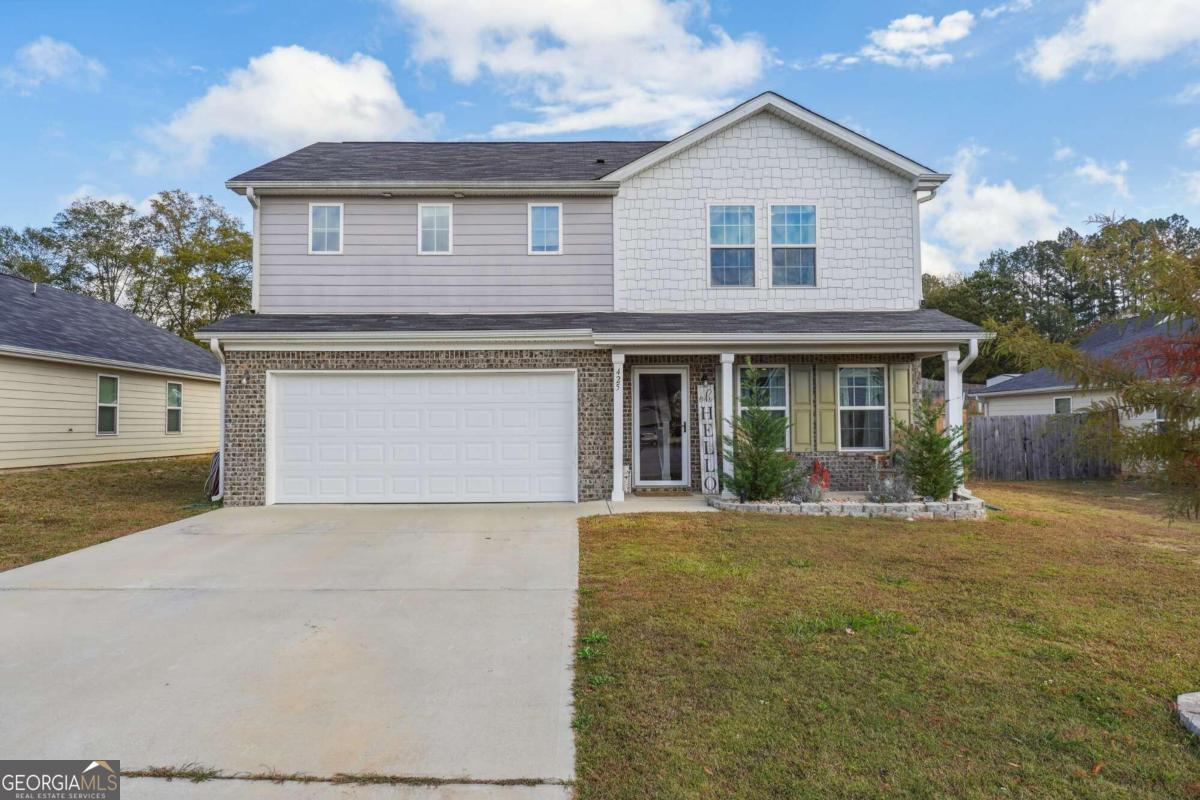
xmin=696 ymin=383 xmax=720 ymax=495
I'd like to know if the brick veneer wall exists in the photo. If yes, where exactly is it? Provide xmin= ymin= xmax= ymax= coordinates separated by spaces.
xmin=221 ymin=349 xmax=611 ymax=506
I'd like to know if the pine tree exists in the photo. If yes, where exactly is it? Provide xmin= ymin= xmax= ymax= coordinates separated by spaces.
xmin=894 ymin=394 xmax=969 ymax=501
xmin=722 ymin=366 xmax=803 ymax=502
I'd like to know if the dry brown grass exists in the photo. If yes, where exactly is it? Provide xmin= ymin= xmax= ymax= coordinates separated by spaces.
xmin=575 ymin=479 xmax=1200 ymax=799
xmin=0 ymin=456 xmax=214 ymax=571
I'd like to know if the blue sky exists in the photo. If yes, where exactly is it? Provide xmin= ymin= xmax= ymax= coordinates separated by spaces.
xmin=2 ymin=0 xmax=1199 ymax=275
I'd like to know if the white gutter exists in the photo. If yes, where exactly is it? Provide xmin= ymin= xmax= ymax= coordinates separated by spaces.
xmin=0 ymin=344 xmax=220 ymax=381
xmin=245 ymin=187 xmax=260 ymax=312
xmin=209 ymin=338 xmax=225 ymax=502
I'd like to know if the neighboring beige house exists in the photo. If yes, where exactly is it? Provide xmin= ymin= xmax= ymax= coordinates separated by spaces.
xmin=972 ymin=316 xmax=1191 ymax=428
xmin=0 ymin=273 xmax=221 ymax=470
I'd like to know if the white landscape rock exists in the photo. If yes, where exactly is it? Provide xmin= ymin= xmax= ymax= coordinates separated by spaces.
xmin=1179 ymin=692 xmax=1200 ymax=737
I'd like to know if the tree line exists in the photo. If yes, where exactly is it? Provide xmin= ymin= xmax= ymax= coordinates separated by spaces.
xmin=0 ymin=190 xmax=251 ymax=343
xmin=921 ymin=214 xmax=1200 ymax=382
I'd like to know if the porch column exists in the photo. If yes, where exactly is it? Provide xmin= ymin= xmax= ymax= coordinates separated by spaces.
xmin=720 ymin=352 xmax=736 ymax=497
xmin=943 ymin=348 xmax=963 ymax=431
xmin=611 ymin=352 xmax=626 ymax=503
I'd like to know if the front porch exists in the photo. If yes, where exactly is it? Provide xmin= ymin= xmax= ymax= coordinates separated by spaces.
xmin=607 ymin=348 xmax=973 ymax=502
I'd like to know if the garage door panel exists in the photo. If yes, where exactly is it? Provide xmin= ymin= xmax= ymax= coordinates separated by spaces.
xmin=271 ymin=371 xmax=576 ymax=503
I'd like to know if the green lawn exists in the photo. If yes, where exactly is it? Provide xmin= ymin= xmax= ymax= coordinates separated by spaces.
xmin=0 ymin=456 xmax=215 ymax=571
xmin=575 ymin=481 xmax=1200 ymax=799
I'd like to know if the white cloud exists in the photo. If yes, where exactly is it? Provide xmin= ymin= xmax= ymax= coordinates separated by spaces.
xmin=56 ymin=184 xmax=134 ymax=208
xmin=389 ymin=0 xmax=768 ymax=137
xmin=1024 ymin=0 xmax=1200 ymax=81
xmin=1175 ymin=82 xmax=1200 ymax=104
xmin=1 ymin=36 xmax=105 ymax=93
xmin=1185 ymin=171 xmax=1200 ymax=202
xmin=146 ymin=45 xmax=436 ymax=168
xmin=1186 ymin=128 xmax=1200 ymax=149
xmin=981 ymin=0 xmax=1033 ymax=20
xmin=920 ymin=241 xmax=959 ymax=277
xmin=922 ymin=145 xmax=1062 ymax=272
xmin=1073 ymin=158 xmax=1129 ymax=196
xmin=808 ymin=10 xmax=974 ymax=70
xmin=1053 ymin=142 xmax=1075 ymax=161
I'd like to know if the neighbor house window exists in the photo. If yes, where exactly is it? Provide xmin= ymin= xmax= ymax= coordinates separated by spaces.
xmin=528 ymin=203 xmax=562 ymax=254
xmin=309 ymin=203 xmax=342 ymax=254
xmin=839 ymin=367 xmax=886 ymax=450
xmin=709 ymin=204 xmax=755 ymax=286
xmin=166 ymin=382 xmax=182 ymax=434
xmin=770 ymin=204 xmax=816 ymax=286
xmin=418 ymin=203 xmax=452 ymax=254
xmin=1054 ymin=396 xmax=1072 ymax=415
xmin=739 ymin=365 xmax=789 ymax=449
xmin=97 ymin=375 xmax=119 ymax=435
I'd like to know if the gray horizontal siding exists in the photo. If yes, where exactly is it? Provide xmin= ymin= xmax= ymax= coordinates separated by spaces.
xmin=258 ymin=196 xmax=614 ymax=313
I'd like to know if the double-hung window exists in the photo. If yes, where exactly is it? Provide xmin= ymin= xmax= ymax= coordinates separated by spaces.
xmin=166 ymin=382 xmax=183 ymax=434
xmin=770 ymin=204 xmax=816 ymax=286
xmin=309 ymin=203 xmax=342 ymax=254
xmin=418 ymin=203 xmax=452 ymax=254
xmin=709 ymin=204 xmax=755 ymax=286
xmin=838 ymin=367 xmax=886 ymax=450
xmin=528 ymin=203 xmax=562 ymax=254
xmin=97 ymin=375 xmax=119 ymax=436
xmin=739 ymin=365 xmax=789 ymax=449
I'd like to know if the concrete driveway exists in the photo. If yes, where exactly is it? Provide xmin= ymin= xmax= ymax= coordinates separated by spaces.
xmin=0 ymin=502 xmax=619 ymax=798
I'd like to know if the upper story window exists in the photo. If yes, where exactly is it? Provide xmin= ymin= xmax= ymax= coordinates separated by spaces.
xmin=418 ymin=203 xmax=452 ymax=254
xmin=97 ymin=375 xmax=119 ymax=436
xmin=709 ymin=204 xmax=755 ymax=287
xmin=770 ymin=204 xmax=816 ymax=287
xmin=838 ymin=366 xmax=887 ymax=450
xmin=166 ymin=382 xmax=182 ymax=434
xmin=309 ymin=203 xmax=342 ymax=254
xmin=528 ymin=203 xmax=562 ymax=254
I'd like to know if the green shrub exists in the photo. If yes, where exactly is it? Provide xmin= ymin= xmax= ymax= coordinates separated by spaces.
xmin=722 ymin=366 xmax=804 ymax=502
xmin=893 ymin=394 xmax=969 ymax=501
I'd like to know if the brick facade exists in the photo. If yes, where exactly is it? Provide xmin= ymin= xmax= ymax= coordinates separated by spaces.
xmin=220 ymin=348 xmax=924 ymax=505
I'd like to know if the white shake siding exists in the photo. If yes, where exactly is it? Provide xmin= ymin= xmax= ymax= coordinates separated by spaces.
xmin=613 ymin=111 xmax=921 ymax=312
xmin=257 ymin=196 xmax=614 ymax=313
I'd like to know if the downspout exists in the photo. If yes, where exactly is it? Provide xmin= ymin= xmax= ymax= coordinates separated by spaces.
xmin=245 ymin=187 xmax=260 ymax=313
xmin=209 ymin=337 xmax=225 ymax=502
xmin=911 ymin=179 xmax=940 ymax=306
xmin=960 ymin=336 xmax=978 ymax=372
xmin=954 ymin=337 xmax=978 ymax=497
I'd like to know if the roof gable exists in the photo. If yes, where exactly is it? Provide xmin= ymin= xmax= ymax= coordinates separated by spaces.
xmin=0 ymin=273 xmax=220 ymax=377
xmin=602 ymin=91 xmax=946 ymax=185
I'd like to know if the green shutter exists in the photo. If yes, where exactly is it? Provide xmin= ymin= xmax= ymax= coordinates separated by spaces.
xmin=889 ymin=363 xmax=913 ymax=443
xmin=815 ymin=365 xmax=838 ymax=452
xmin=790 ymin=365 xmax=813 ymax=451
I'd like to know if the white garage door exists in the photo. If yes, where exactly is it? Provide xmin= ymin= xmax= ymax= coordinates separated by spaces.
xmin=269 ymin=371 xmax=577 ymax=504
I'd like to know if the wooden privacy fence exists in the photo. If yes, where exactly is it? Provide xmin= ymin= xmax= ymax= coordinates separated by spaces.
xmin=967 ymin=413 xmax=1118 ymax=481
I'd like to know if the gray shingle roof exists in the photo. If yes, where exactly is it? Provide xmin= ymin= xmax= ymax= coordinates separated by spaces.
xmin=228 ymin=141 xmax=667 ymax=184
xmin=0 ymin=273 xmax=220 ymax=376
xmin=200 ymin=309 xmax=981 ymax=336
xmin=973 ymin=315 xmax=1196 ymax=395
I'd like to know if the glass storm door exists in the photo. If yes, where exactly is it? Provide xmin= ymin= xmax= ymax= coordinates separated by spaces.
xmin=633 ymin=368 xmax=689 ymax=486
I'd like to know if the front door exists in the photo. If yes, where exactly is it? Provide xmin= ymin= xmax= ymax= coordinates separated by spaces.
xmin=632 ymin=368 xmax=689 ymax=487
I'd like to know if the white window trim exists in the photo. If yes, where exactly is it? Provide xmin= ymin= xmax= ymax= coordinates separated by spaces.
xmin=836 ymin=364 xmax=889 ymax=452
xmin=706 ymin=200 xmax=758 ymax=289
xmin=527 ymin=202 xmax=563 ymax=255
xmin=96 ymin=373 xmax=119 ymax=436
xmin=166 ymin=381 xmax=183 ymax=435
xmin=1053 ymin=396 xmax=1072 ymax=415
xmin=767 ymin=201 xmax=819 ymax=289
xmin=736 ymin=364 xmax=790 ymax=451
xmin=307 ymin=202 xmax=344 ymax=255
xmin=417 ymin=202 xmax=453 ymax=255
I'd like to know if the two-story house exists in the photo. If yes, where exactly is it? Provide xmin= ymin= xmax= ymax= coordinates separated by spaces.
xmin=199 ymin=92 xmax=983 ymax=506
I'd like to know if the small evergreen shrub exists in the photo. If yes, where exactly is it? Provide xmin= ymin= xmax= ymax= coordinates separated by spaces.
xmin=893 ymin=394 xmax=970 ymax=501
xmin=722 ymin=365 xmax=804 ymax=502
